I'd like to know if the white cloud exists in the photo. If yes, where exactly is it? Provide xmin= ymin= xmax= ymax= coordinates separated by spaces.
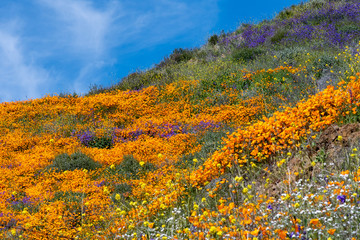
xmin=35 ymin=0 xmax=218 ymax=95
xmin=37 ymin=0 xmax=117 ymax=57
xmin=109 ymin=0 xmax=218 ymax=50
xmin=0 ymin=0 xmax=219 ymax=101
xmin=0 ymin=28 xmax=51 ymax=102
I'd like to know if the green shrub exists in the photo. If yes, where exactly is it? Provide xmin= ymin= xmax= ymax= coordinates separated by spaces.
xmin=86 ymin=84 xmax=108 ymax=96
xmin=176 ymin=129 xmax=231 ymax=169
xmin=311 ymin=54 xmax=340 ymax=78
xmin=276 ymin=8 xmax=295 ymax=20
xmin=114 ymin=155 xmax=156 ymax=179
xmin=337 ymin=24 xmax=360 ymax=34
xmin=87 ymin=136 xmax=113 ymax=149
xmin=208 ymin=34 xmax=219 ymax=46
xmin=116 ymin=71 xmax=150 ymax=91
xmin=111 ymin=183 xmax=132 ymax=201
xmin=170 ymin=48 xmax=194 ymax=63
xmin=231 ymin=47 xmax=264 ymax=62
xmin=270 ymin=29 xmax=288 ymax=44
xmin=49 ymin=152 xmax=102 ymax=172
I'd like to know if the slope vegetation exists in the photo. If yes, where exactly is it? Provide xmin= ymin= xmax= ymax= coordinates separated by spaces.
xmin=2 ymin=0 xmax=360 ymax=239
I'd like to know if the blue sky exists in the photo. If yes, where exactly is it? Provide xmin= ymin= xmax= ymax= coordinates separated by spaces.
xmin=0 ymin=0 xmax=303 ymax=102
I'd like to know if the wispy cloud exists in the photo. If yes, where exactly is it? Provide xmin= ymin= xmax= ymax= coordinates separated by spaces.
xmin=0 ymin=24 xmax=51 ymax=102
xmin=37 ymin=0 xmax=117 ymax=58
xmin=0 ymin=0 xmax=218 ymax=102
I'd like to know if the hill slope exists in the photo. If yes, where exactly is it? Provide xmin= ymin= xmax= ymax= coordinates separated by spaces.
xmin=2 ymin=0 xmax=360 ymax=239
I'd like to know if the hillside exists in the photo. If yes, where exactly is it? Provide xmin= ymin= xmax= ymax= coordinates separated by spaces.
xmin=1 ymin=0 xmax=360 ymax=239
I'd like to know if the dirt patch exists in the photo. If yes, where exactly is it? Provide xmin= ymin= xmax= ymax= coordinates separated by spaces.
xmin=316 ymin=123 xmax=360 ymax=158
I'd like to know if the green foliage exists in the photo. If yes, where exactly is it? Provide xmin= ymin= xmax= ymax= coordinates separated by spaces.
xmin=275 ymin=46 xmax=307 ymax=63
xmin=87 ymin=84 xmax=108 ymax=96
xmin=112 ymin=155 xmax=156 ymax=179
xmin=176 ymin=128 xmax=231 ymax=169
xmin=170 ymin=48 xmax=194 ymax=63
xmin=48 ymin=152 xmax=102 ymax=172
xmin=276 ymin=7 xmax=295 ymax=20
xmin=208 ymin=34 xmax=219 ymax=46
xmin=114 ymin=183 xmax=132 ymax=195
xmin=311 ymin=54 xmax=340 ymax=78
xmin=231 ymin=47 xmax=264 ymax=62
xmin=270 ymin=29 xmax=288 ymax=44
xmin=337 ymin=23 xmax=360 ymax=34
xmin=87 ymin=136 xmax=113 ymax=149
xmin=111 ymin=183 xmax=132 ymax=202
xmin=315 ymin=148 xmax=328 ymax=164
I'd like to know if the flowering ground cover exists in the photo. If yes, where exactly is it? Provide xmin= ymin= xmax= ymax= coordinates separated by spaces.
xmin=3 ymin=0 xmax=360 ymax=239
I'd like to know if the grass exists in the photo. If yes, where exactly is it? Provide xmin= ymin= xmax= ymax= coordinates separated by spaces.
xmin=2 ymin=0 xmax=360 ymax=239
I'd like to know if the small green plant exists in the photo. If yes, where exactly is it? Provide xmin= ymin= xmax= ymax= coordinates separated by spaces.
xmin=231 ymin=47 xmax=264 ymax=62
xmin=176 ymin=129 xmax=230 ymax=169
xmin=111 ymin=183 xmax=132 ymax=202
xmin=113 ymin=155 xmax=156 ymax=179
xmin=87 ymin=136 xmax=113 ymax=149
xmin=270 ymin=29 xmax=288 ymax=44
xmin=311 ymin=54 xmax=340 ymax=78
xmin=170 ymin=48 xmax=194 ymax=63
xmin=337 ymin=23 xmax=360 ymax=34
xmin=48 ymin=152 xmax=102 ymax=172
xmin=208 ymin=34 xmax=219 ymax=46
xmin=276 ymin=8 xmax=295 ymax=20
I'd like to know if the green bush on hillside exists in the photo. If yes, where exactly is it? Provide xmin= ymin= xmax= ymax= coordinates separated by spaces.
xmin=231 ymin=47 xmax=264 ymax=62
xmin=113 ymin=155 xmax=156 ymax=179
xmin=86 ymin=136 xmax=113 ymax=149
xmin=208 ymin=34 xmax=219 ymax=46
xmin=48 ymin=152 xmax=102 ymax=172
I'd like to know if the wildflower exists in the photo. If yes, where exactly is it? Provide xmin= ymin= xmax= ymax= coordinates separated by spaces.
xmin=209 ymin=226 xmax=217 ymax=234
xmin=193 ymin=158 xmax=198 ymax=163
xmin=103 ymin=186 xmax=110 ymax=195
xmin=337 ymin=195 xmax=346 ymax=203
xmin=243 ymin=188 xmax=249 ymax=194
xmin=235 ymin=176 xmax=243 ymax=182
xmin=267 ymin=204 xmax=273 ymax=210
xmin=337 ymin=135 xmax=343 ymax=141
xmin=353 ymin=148 xmax=358 ymax=152
xmin=11 ymin=229 xmax=16 ymax=236
xmin=139 ymin=161 xmax=145 ymax=166
xmin=115 ymin=194 xmax=121 ymax=201
xmin=309 ymin=218 xmax=319 ymax=225
xmin=327 ymin=229 xmax=336 ymax=235
xmin=311 ymin=161 xmax=316 ymax=167
xmin=193 ymin=203 xmax=199 ymax=210
xmin=110 ymin=164 xmax=115 ymax=170
xmin=294 ymin=203 xmax=300 ymax=208
xmin=157 ymin=153 xmax=163 ymax=158
xmin=50 ymin=139 xmax=54 ymax=143
xmin=217 ymin=231 xmax=223 ymax=236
